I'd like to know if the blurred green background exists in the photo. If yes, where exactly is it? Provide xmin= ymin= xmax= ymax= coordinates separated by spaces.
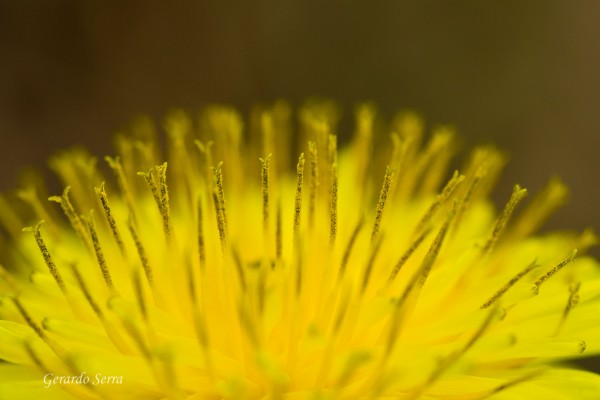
xmin=0 ymin=0 xmax=599 ymax=368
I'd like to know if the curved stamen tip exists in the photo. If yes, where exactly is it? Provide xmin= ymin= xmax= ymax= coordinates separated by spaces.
xmin=22 ymin=220 xmax=45 ymax=233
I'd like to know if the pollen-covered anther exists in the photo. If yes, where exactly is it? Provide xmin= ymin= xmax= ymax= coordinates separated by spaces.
xmin=23 ymin=220 xmax=66 ymax=294
xmin=259 ymin=154 xmax=272 ymax=235
xmin=94 ymin=181 xmax=126 ymax=256
xmin=48 ymin=186 xmax=92 ymax=252
xmin=482 ymin=184 xmax=528 ymax=254
xmin=307 ymin=141 xmax=318 ymax=230
xmin=371 ymin=166 xmax=395 ymax=243
xmin=481 ymin=260 xmax=539 ymax=309
xmin=82 ymin=211 xmax=115 ymax=291
xmin=293 ymin=152 xmax=305 ymax=237
xmin=535 ymin=249 xmax=578 ymax=288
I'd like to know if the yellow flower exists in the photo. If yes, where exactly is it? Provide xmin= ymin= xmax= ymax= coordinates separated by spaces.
xmin=0 ymin=101 xmax=599 ymax=399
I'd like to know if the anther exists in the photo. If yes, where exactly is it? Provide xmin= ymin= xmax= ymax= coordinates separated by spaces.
xmin=48 ymin=186 xmax=92 ymax=252
xmin=94 ymin=182 xmax=126 ymax=256
xmin=293 ymin=153 xmax=305 ymax=237
xmin=212 ymin=162 xmax=228 ymax=235
xmin=535 ymin=250 xmax=577 ymax=288
xmin=231 ymin=247 xmax=248 ymax=292
xmin=83 ymin=212 xmax=115 ymax=291
xmin=276 ymin=201 xmax=282 ymax=263
xmin=554 ymin=281 xmax=581 ymax=336
xmin=482 ymin=184 xmax=527 ymax=254
xmin=138 ymin=168 xmax=161 ymax=206
xmin=330 ymin=162 xmax=338 ymax=247
xmin=481 ymin=260 xmax=539 ymax=309
xmin=156 ymin=162 xmax=172 ymax=239
xmin=385 ymin=226 xmax=431 ymax=288
xmin=197 ymin=198 xmax=206 ymax=271
xmin=23 ymin=221 xmax=66 ymax=294
xmin=371 ymin=166 xmax=395 ymax=243
xmin=339 ymin=217 xmax=365 ymax=282
xmin=71 ymin=264 xmax=103 ymax=318
xmin=385 ymin=202 xmax=458 ymax=357
xmin=308 ymin=141 xmax=318 ymax=230
xmin=414 ymin=171 xmax=464 ymax=235
xmin=361 ymin=234 xmax=384 ymax=294
xmin=128 ymin=216 xmax=154 ymax=286
xmin=260 ymin=154 xmax=272 ymax=236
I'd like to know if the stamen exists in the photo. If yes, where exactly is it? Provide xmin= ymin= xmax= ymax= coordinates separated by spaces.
xmin=83 ymin=212 xmax=115 ymax=291
xmin=482 ymin=185 xmax=528 ymax=253
xmin=385 ymin=226 xmax=431 ymax=288
xmin=260 ymin=154 xmax=272 ymax=236
xmin=328 ymin=134 xmax=338 ymax=167
xmin=416 ymin=128 xmax=454 ymax=196
xmin=554 ymin=282 xmax=581 ymax=336
xmin=535 ymin=250 xmax=577 ymax=288
xmin=71 ymin=264 xmax=103 ymax=318
xmin=197 ymin=199 xmax=206 ymax=271
xmin=23 ymin=340 xmax=49 ymax=373
xmin=237 ymin=300 xmax=260 ymax=347
xmin=137 ymin=169 xmax=162 ymax=218
xmin=414 ymin=171 xmax=464 ymax=235
xmin=293 ymin=153 xmax=305 ymax=236
xmin=330 ymin=161 xmax=338 ymax=247
xmin=22 ymin=221 xmax=66 ymax=294
xmin=276 ymin=201 xmax=282 ymax=263
xmin=132 ymin=270 xmax=148 ymax=321
xmin=361 ymin=235 xmax=384 ymax=295
xmin=386 ymin=203 xmax=457 ymax=356
xmin=415 ymin=202 xmax=458 ymax=288
xmin=105 ymin=156 xmax=137 ymax=221
xmin=12 ymin=297 xmax=69 ymax=360
xmin=417 ymin=307 xmax=499 ymax=397
xmin=481 ymin=260 xmax=539 ymax=309
xmin=371 ymin=166 xmax=395 ymax=243
xmin=94 ymin=182 xmax=126 ymax=256
xmin=231 ymin=247 xmax=248 ymax=292
xmin=212 ymin=189 xmax=227 ymax=251
xmin=295 ymin=239 xmax=304 ymax=296
xmin=127 ymin=217 xmax=154 ymax=286
xmin=109 ymin=301 xmax=152 ymax=360
xmin=353 ymin=104 xmax=375 ymax=192
xmin=13 ymin=297 xmax=47 ymax=341
xmin=308 ymin=141 xmax=318 ymax=229
xmin=488 ymin=369 xmax=543 ymax=397
xmin=212 ymin=162 xmax=228 ymax=235
xmin=139 ymin=163 xmax=172 ymax=241
xmin=339 ymin=217 xmax=365 ymax=282
xmin=48 ymin=187 xmax=92 ymax=252
xmin=452 ymin=171 xmax=482 ymax=235
xmin=186 ymin=257 xmax=197 ymax=304
xmin=156 ymin=162 xmax=172 ymax=239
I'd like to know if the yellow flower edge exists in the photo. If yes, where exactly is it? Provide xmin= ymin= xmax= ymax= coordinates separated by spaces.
xmin=0 ymin=101 xmax=599 ymax=399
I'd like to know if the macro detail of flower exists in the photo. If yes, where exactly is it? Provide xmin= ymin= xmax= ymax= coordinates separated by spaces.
xmin=0 ymin=101 xmax=599 ymax=399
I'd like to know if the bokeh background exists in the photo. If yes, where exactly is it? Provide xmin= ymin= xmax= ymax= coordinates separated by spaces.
xmin=1 ymin=0 xmax=599 ymax=369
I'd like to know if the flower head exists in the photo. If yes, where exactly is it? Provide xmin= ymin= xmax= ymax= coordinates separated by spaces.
xmin=0 ymin=101 xmax=599 ymax=399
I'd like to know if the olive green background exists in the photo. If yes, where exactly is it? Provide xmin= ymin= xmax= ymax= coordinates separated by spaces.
xmin=1 ymin=0 xmax=599 ymax=369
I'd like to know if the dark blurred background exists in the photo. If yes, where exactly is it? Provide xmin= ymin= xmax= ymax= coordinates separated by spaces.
xmin=0 ymin=0 xmax=599 ymax=371
xmin=1 ymin=1 xmax=600 ymax=230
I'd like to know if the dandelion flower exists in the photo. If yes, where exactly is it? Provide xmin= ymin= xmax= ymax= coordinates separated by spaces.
xmin=1 ymin=101 xmax=600 ymax=399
